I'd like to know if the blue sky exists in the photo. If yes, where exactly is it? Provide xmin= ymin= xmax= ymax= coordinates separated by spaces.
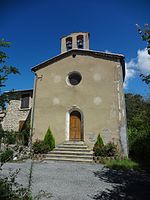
xmin=1 ymin=0 xmax=150 ymax=97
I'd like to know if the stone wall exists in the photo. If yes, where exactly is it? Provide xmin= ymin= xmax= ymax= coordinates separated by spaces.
xmin=2 ymin=96 xmax=32 ymax=132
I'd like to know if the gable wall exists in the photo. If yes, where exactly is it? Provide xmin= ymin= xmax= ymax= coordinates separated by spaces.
xmin=32 ymin=54 xmax=127 ymax=154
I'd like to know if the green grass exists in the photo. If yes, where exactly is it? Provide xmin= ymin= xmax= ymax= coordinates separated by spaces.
xmin=105 ymin=158 xmax=139 ymax=170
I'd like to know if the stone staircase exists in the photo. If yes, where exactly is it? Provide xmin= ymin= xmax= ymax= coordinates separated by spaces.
xmin=44 ymin=141 xmax=93 ymax=163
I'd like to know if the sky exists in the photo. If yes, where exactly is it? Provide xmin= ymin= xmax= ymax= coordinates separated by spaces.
xmin=1 ymin=0 xmax=150 ymax=97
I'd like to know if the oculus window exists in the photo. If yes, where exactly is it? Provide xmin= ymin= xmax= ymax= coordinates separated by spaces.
xmin=68 ymin=72 xmax=82 ymax=86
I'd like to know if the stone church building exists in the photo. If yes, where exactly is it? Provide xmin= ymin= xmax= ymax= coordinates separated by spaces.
xmin=2 ymin=32 xmax=128 ymax=157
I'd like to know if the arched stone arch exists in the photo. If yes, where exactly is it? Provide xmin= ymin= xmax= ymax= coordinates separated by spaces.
xmin=65 ymin=106 xmax=84 ymax=141
xmin=66 ymin=37 xmax=72 ymax=51
xmin=77 ymin=35 xmax=84 ymax=49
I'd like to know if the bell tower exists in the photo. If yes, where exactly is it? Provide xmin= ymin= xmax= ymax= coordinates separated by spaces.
xmin=61 ymin=32 xmax=90 ymax=53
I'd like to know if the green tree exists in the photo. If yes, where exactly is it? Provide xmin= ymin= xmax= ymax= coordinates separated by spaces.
xmin=136 ymin=24 xmax=150 ymax=85
xmin=0 ymin=38 xmax=19 ymax=109
xmin=44 ymin=127 xmax=55 ymax=151
xmin=125 ymin=93 xmax=150 ymax=166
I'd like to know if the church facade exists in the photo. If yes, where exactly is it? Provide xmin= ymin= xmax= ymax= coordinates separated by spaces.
xmin=31 ymin=32 xmax=128 ymax=155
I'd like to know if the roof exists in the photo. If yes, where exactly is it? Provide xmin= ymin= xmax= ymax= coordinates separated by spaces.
xmin=31 ymin=49 xmax=125 ymax=79
xmin=4 ymin=89 xmax=33 ymax=94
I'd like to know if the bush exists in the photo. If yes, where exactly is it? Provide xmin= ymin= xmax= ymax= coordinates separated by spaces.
xmin=103 ymin=142 xmax=118 ymax=157
xmin=93 ymin=134 xmax=118 ymax=157
xmin=0 ymin=169 xmax=33 ymax=200
xmin=0 ymin=124 xmax=4 ymax=141
xmin=93 ymin=134 xmax=104 ymax=156
xmin=95 ymin=134 xmax=104 ymax=146
xmin=33 ymin=140 xmax=49 ymax=154
xmin=105 ymin=158 xmax=139 ymax=170
xmin=129 ymin=129 xmax=150 ymax=166
xmin=4 ymin=131 xmax=16 ymax=144
xmin=0 ymin=148 xmax=13 ymax=163
xmin=44 ymin=128 xmax=55 ymax=151
xmin=20 ymin=112 xmax=31 ymax=146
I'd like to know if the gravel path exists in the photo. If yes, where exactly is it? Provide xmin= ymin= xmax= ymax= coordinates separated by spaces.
xmin=31 ymin=160 xmax=111 ymax=200
xmin=1 ymin=160 xmax=150 ymax=200
xmin=0 ymin=159 xmax=32 ymax=188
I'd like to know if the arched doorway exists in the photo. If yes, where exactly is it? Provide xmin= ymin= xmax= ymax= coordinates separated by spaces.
xmin=70 ymin=110 xmax=82 ymax=141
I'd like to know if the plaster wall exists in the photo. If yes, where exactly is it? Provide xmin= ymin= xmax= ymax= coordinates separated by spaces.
xmin=32 ymin=53 xmax=127 ymax=154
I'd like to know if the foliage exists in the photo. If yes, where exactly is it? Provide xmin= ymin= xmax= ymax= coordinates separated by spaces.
xmin=93 ymin=134 xmax=118 ymax=157
xmin=0 ymin=148 xmax=13 ymax=163
xmin=103 ymin=142 xmax=118 ymax=157
xmin=44 ymin=127 xmax=55 ymax=151
xmin=105 ymin=158 xmax=139 ymax=170
xmin=3 ymin=130 xmax=17 ymax=144
xmin=19 ymin=111 xmax=31 ymax=146
xmin=125 ymin=93 xmax=150 ymax=166
xmin=32 ymin=139 xmax=49 ymax=154
xmin=0 ymin=38 xmax=19 ymax=109
xmin=95 ymin=133 xmax=104 ymax=146
xmin=136 ymin=24 xmax=150 ymax=85
xmin=0 ymin=123 xmax=4 ymax=142
xmin=0 ymin=169 xmax=33 ymax=200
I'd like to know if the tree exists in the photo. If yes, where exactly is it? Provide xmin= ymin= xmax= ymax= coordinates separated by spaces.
xmin=0 ymin=38 xmax=19 ymax=109
xmin=136 ymin=24 xmax=150 ymax=85
xmin=44 ymin=127 xmax=55 ymax=151
xmin=125 ymin=93 xmax=150 ymax=166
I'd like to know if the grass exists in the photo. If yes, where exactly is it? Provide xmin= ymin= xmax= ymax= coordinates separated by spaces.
xmin=105 ymin=158 xmax=139 ymax=170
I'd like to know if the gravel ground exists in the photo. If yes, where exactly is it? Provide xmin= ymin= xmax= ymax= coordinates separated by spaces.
xmin=1 ymin=160 xmax=150 ymax=200
xmin=0 ymin=159 xmax=32 ymax=188
xmin=31 ymin=160 xmax=112 ymax=200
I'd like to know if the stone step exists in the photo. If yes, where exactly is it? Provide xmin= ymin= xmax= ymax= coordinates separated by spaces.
xmin=62 ymin=141 xmax=85 ymax=145
xmin=44 ymin=141 xmax=93 ymax=163
xmin=54 ymin=147 xmax=91 ymax=152
xmin=46 ymin=154 xmax=93 ymax=159
xmin=57 ymin=145 xmax=88 ymax=149
xmin=44 ymin=157 xmax=93 ymax=163
xmin=48 ymin=150 xmax=93 ymax=156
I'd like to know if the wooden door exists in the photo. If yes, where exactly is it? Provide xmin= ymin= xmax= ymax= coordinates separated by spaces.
xmin=70 ymin=111 xmax=81 ymax=141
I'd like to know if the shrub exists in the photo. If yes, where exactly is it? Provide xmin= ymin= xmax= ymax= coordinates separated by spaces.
xmin=93 ymin=134 xmax=118 ymax=157
xmin=93 ymin=145 xmax=105 ymax=156
xmin=0 ymin=124 xmax=4 ymax=140
xmin=32 ymin=140 xmax=49 ymax=154
xmin=0 ymin=148 xmax=13 ymax=163
xmin=103 ymin=142 xmax=118 ymax=157
xmin=95 ymin=134 xmax=104 ymax=146
xmin=105 ymin=158 xmax=139 ymax=170
xmin=93 ymin=134 xmax=104 ymax=156
xmin=44 ymin=128 xmax=55 ymax=151
xmin=18 ymin=112 xmax=31 ymax=146
xmin=0 ymin=169 xmax=33 ymax=199
xmin=4 ymin=131 xmax=16 ymax=144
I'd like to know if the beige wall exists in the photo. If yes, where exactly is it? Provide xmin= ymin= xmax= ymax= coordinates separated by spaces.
xmin=32 ymin=53 xmax=127 ymax=154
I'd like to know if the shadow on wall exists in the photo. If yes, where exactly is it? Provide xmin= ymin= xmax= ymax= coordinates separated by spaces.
xmin=91 ymin=168 xmax=150 ymax=200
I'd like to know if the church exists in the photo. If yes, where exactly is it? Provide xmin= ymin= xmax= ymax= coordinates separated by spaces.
xmin=30 ymin=32 xmax=128 ymax=156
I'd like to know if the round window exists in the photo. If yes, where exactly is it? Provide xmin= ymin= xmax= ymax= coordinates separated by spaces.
xmin=68 ymin=72 xmax=82 ymax=86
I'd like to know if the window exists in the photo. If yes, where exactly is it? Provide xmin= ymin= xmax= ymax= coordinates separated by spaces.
xmin=66 ymin=37 xmax=72 ymax=51
xmin=77 ymin=35 xmax=84 ymax=49
xmin=68 ymin=72 xmax=82 ymax=86
xmin=21 ymin=94 xmax=29 ymax=109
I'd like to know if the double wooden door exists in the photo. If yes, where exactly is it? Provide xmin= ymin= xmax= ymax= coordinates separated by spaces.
xmin=70 ymin=111 xmax=81 ymax=141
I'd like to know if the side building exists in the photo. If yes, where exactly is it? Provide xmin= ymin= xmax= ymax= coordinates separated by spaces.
xmin=2 ymin=89 xmax=33 ymax=132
